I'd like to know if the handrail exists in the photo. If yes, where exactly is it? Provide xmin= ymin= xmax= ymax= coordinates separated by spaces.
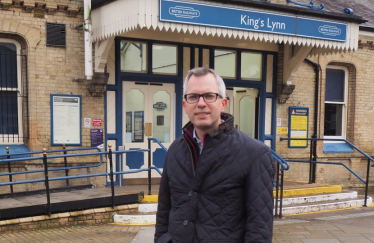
xmin=0 ymin=147 xmax=103 ymax=176
xmin=285 ymin=159 xmax=366 ymax=183
xmin=271 ymin=149 xmax=290 ymax=218
xmin=280 ymin=137 xmax=373 ymax=207
xmin=0 ymin=146 xmax=103 ymax=158
xmin=280 ymin=138 xmax=374 ymax=164
xmin=147 ymin=138 xmax=168 ymax=152
xmin=271 ymin=150 xmax=290 ymax=171
xmin=147 ymin=137 xmax=167 ymax=195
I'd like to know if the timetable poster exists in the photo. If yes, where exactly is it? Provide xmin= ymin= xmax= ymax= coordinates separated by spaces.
xmin=51 ymin=94 xmax=82 ymax=145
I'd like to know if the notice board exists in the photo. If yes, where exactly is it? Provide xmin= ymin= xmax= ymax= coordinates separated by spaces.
xmin=288 ymin=107 xmax=309 ymax=148
xmin=51 ymin=94 xmax=82 ymax=146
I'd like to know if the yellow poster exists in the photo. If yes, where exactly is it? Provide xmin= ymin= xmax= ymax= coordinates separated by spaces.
xmin=289 ymin=108 xmax=308 ymax=147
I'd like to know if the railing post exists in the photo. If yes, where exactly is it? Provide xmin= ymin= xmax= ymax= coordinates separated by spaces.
xmin=308 ymin=139 xmax=313 ymax=184
xmin=108 ymin=144 xmax=115 ymax=208
xmin=6 ymin=147 xmax=14 ymax=194
xmin=364 ymin=158 xmax=370 ymax=207
xmin=279 ymin=170 xmax=284 ymax=218
xmin=148 ymin=139 xmax=152 ymax=195
xmin=63 ymin=143 xmax=69 ymax=187
xmin=42 ymin=148 xmax=51 ymax=216
xmin=274 ymin=162 xmax=280 ymax=218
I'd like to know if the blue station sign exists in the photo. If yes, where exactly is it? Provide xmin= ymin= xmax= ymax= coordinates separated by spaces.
xmin=159 ymin=0 xmax=347 ymax=42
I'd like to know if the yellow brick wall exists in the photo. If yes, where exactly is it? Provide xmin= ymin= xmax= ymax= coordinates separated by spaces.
xmin=0 ymin=0 xmax=106 ymax=190
xmin=275 ymin=34 xmax=374 ymax=186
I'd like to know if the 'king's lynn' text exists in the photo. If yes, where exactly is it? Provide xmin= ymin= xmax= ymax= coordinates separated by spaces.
xmin=240 ymin=15 xmax=286 ymax=31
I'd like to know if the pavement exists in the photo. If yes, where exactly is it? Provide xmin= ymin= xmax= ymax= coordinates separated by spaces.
xmin=0 ymin=182 xmax=373 ymax=242
xmin=1 ymin=204 xmax=374 ymax=242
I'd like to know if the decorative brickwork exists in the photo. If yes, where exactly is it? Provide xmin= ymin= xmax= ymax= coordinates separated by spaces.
xmin=0 ymin=0 xmax=82 ymax=18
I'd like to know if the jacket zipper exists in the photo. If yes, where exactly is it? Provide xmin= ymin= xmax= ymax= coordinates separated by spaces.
xmin=183 ymin=136 xmax=196 ymax=176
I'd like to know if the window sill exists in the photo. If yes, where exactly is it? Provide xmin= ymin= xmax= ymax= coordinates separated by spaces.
xmin=323 ymin=143 xmax=353 ymax=153
xmin=0 ymin=145 xmax=30 ymax=159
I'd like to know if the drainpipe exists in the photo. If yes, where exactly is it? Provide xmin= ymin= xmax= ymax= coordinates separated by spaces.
xmin=84 ymin=0 xmax=93 ymax=80
xmin=305 ymin=58 xmax=320 ymax=183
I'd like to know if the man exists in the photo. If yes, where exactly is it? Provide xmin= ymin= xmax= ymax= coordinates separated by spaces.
xmin=155 ymin=67 xmax=275 ymax=243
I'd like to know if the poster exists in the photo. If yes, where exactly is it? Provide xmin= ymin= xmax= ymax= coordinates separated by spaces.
xmin=90 ymin=129 xmax=103 ymax=148
xmin=288 ymin=107 xmax=309 ymax=148
xmin=126 ymin=112 xmax=132 ymax=132
xmin=51 ymin=94 xmax=81 ymax=145
xmin=134 ymin=111 xmax=144 ymax=142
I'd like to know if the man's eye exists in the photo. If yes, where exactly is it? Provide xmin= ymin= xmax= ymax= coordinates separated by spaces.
xmin=205 ymin=94 xmax=215 ymax=99
xmin=189 ymin=95 xmax=198 ymax=100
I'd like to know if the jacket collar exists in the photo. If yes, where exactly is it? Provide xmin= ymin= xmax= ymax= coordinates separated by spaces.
xmin=182 ymin=113 xmax=234 ymax=138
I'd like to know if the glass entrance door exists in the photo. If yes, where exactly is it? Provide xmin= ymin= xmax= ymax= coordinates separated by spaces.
xmin=122 ymin=81 xmax=175 ymax=178
xmin=225 ymin=87 xmax=259 ymax=139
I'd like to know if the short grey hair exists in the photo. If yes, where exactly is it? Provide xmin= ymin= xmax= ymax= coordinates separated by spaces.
xmin=183 ymin=67 xmax=226 ymax=97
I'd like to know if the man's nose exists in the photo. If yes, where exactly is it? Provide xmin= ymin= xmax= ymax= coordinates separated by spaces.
xmin=197 ymin=96 xmax=206 ymax=106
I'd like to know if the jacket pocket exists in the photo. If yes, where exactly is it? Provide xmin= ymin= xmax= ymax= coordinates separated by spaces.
xmin=157 ymin=232 xmax=172 ymax=243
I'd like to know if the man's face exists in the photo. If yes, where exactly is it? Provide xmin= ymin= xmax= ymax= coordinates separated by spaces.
xmin=183 ymin=73 xmax=227 ymax=135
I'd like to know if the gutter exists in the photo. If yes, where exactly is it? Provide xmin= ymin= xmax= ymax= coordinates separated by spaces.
xmin=305 ymin=58 xmax=320 ymax=183
xmin=84 ymin=0 xmax=93 ymax=80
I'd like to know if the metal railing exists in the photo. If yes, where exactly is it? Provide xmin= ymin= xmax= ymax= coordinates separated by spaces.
xmin=271 ymin=149 xmax=290 ymax=218
xmin=1 ymin=144 xmax=103 ymax=194
xmin=280 ymin=137 xmax=374 ymax=207
xmin=0 ymin=141 xmax=163 ymax=217
xmin=0 ymin=138 xmax=290 ymax=219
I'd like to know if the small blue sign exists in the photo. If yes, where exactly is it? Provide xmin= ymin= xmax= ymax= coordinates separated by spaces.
xmin=159 ymin=0 xmax=347 ymax=42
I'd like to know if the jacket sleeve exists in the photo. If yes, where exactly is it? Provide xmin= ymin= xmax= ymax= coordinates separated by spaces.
xmin=154 ymin=153 xmax=172 ymax=243
xmin=244 ymin=146 xmax=275 ymax=243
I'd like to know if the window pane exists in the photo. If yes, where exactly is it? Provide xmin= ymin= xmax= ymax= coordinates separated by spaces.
xmin=125 ymin=89 xmax=144 ymax=142
xmin=326 ymin=69 xmax=345 ymax=102
xmin=153 ymin=91 xmax=171 ymax=143
xmin=0 ymin=43 xmax=17 ymax=88
xmin=324 ymin=103 xmax=343 ymax=136
xmin=241 ymin=52 xmax=262 ymax=80
xmin=214 ymin=50 xmax=236 ymax=78
xmin=0 ymin=91 xmax=18 ymax=134
xmin=152 ymin=44 xmax=177 ymax=74
xmin=266 ymin=54 xmax=273 ymax=92
xmin=202 ymin=49 xmax=209 ymax=67
xmin=120 ymin=41 xmax=147 ymax=72
xmin=239 ymin=95 xmax=255 ymax=137
xmin=265 ymin=98 xmax=272 ymax=135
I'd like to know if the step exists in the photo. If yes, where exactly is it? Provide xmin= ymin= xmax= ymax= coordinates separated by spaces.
xmin=113 ymin=186 xmax=366 ymax=225
xmin=275 ymin=185 xmax=342 ymax=197
xmin=279 ymin=191 xmax=358 ymax=206
xmin=114 ymin=203 xmax=158 ymax=225
xmin=280 ymin=196 xmax=372 ymax=215
xmin=114 ymin=214 xmax=156 ymax=225
xmin=138 ymin=203 xmax=158 ymax=213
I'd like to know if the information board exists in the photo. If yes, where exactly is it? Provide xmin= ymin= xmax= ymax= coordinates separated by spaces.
xmin=51 ymin=94 xmax=82 ymax=146
xmin=288 ymin=107 xmax=309 ymax=148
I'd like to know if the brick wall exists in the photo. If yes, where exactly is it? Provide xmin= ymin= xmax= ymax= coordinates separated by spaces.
xmin=275 ymin=34 xmax=374 ymax=186
xmin=0 ymin=204 xmax=139 ymax=234
xmin=0 ymin=0 xmax=107 ymax=190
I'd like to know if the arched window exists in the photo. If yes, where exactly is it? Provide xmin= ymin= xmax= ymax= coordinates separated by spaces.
xmin=0 ymin=39 xmax=24 ymax=144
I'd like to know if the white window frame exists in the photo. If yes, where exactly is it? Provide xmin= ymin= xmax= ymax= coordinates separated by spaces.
xmin=0 ymin=38 xmax=24 ymax=144
xmin=323 ymin=65 xmax=348 ymax=143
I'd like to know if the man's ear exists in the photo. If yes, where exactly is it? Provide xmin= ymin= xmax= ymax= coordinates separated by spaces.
xmin=182 ymin=100 xmax=187 ymax=113
xmin=221 ymin=98 xmax=228 ymax=112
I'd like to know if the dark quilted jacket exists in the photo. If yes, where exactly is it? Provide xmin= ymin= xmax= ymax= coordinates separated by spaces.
xmin=155 ymin=113 xmax=275 ymax=243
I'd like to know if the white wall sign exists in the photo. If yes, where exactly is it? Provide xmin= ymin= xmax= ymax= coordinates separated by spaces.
xmin=51 ymin=94 xmax=82 ymax=145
